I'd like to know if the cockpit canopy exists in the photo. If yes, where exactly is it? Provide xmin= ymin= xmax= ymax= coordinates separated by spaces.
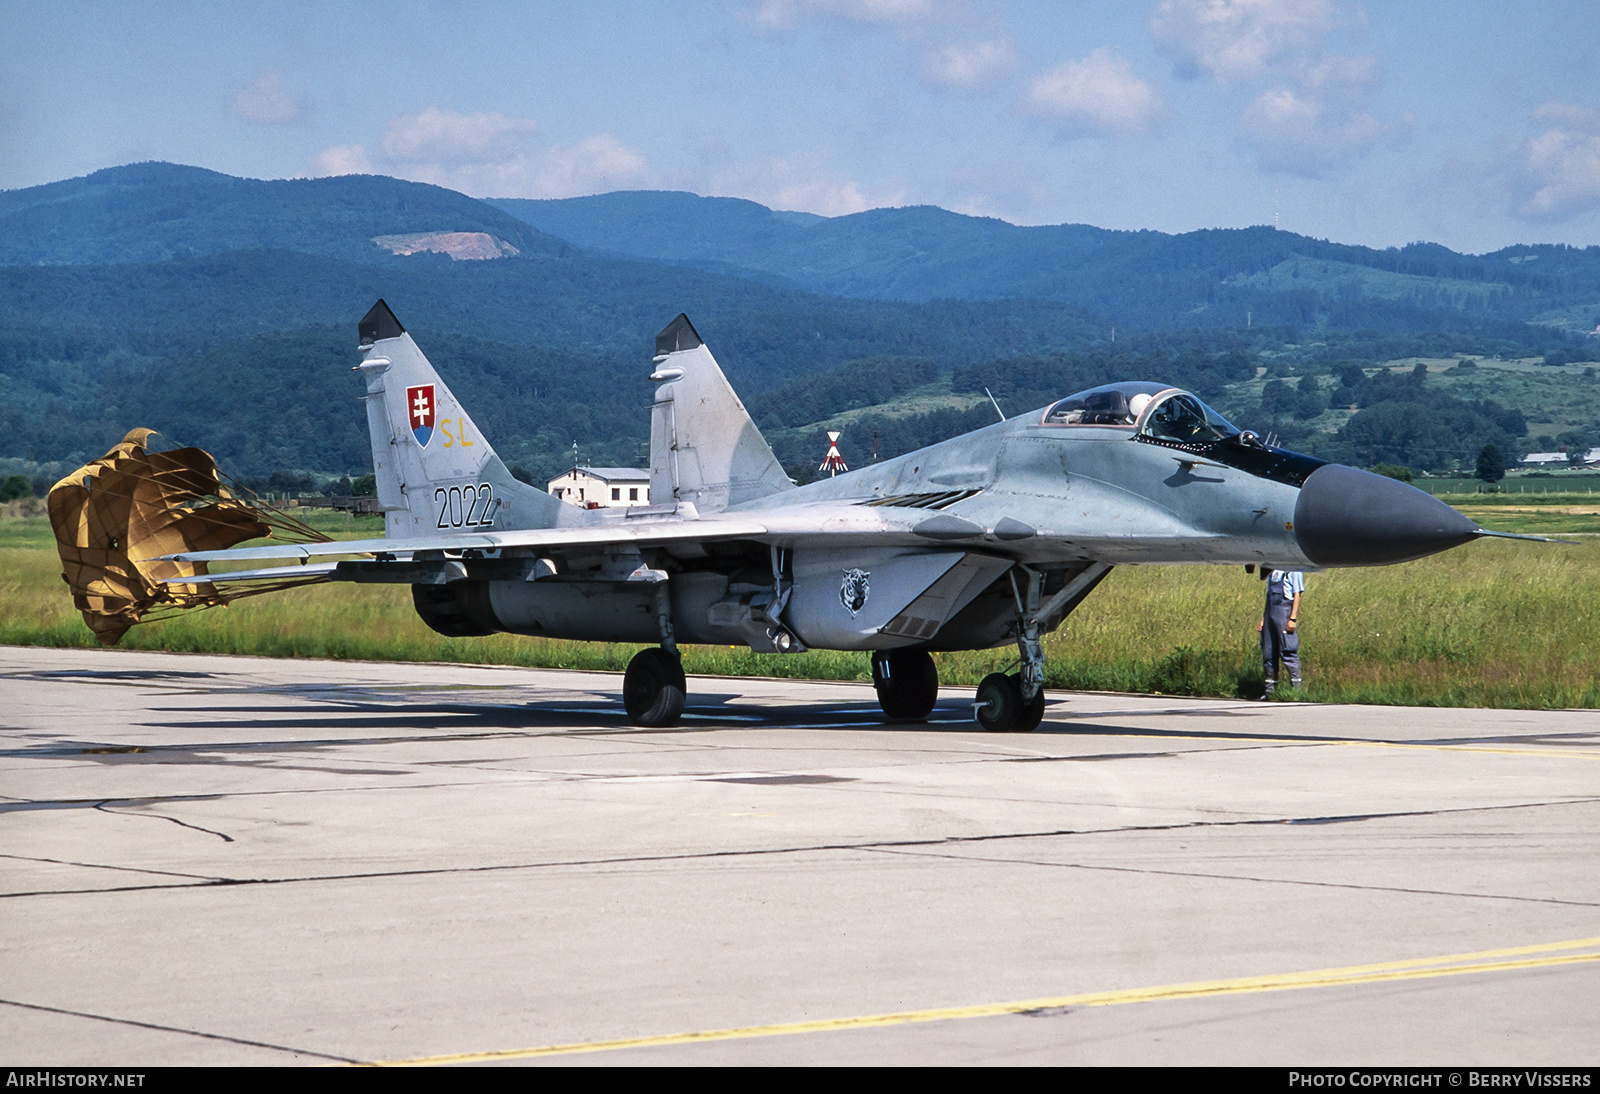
xmin=1140 ymin=390 xmax=1241 ymax=445
xmin=1043 ymin=382 xmax=1241 ymax=446
xmin=1043 ymin=382 xmax=1168 ymax=426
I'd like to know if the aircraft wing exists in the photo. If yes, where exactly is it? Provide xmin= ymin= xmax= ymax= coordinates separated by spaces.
xmin=158 ymin=563 xmax=342 ymax=585
xmin=157 ymin=498 xmax=1239 ymax=570
xmin=157 ymin=513 xmax=777 ymax=564
xmin=156 ymin=500 xmax=1063 ymax=566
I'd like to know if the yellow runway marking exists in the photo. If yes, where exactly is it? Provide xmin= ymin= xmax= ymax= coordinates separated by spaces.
xmin=1104 ymin=731 xmax=1600 ymax=762
xmin=1336 ymin=739 xmax=1600 ymax=761
xmin=367 ymin=935 xmax=1600 ymax=1066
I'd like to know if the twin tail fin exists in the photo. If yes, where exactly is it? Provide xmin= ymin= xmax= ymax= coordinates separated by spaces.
xmin=356 ymin=301 xmax=563 ymax=539
xmin=648 ymin=314 xmax=794 ymax=513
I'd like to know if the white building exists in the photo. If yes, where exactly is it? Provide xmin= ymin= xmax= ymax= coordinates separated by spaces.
xmin=546 ymin=466 xmax=650 ymax=508
xmin=1519 ymin=450 xmax=1600 ymax=467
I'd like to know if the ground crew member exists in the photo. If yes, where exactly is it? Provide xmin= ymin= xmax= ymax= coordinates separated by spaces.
xmin=1257 ymin=568 xmax=1303 ymax=696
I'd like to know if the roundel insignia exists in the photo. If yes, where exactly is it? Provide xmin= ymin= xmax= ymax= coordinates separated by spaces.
xmin=406 ymin=384 xmax=436 ymax=446
xmin=840 ymin=568 xmax=870 ymax=617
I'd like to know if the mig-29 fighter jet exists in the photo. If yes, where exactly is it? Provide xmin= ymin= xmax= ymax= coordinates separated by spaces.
xmin=162 ymin=301 xmax=1521 ymax=731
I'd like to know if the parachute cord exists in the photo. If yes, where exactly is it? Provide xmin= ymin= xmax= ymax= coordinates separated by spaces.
xmin=212 ymin=468 xmax=337 ymax=544
xmin=68 ymin=469 xmax=335 ymax=546
xmin=140 ymin=575 xmax=333 ymax=618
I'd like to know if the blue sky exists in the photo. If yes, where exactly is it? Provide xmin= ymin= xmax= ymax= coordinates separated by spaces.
xmin=3 ymin=1 xmax=1598 ymax=253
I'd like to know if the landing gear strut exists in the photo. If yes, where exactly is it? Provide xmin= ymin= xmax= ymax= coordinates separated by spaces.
xmin=624 ymin=578 xmax=686 ymax=727
xmin=872 ymin=648 xmax=939 ymax=720
xmin=974 ymin=566 xmax=1052 ymax=732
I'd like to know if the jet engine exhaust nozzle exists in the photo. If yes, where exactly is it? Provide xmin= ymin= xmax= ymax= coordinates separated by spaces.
xmin=1293 ymin=463 xmax=1480 ymax=567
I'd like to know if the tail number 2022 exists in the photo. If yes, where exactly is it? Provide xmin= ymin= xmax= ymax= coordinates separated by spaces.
xmin=435 ymin=483 xmax=495 ymax=529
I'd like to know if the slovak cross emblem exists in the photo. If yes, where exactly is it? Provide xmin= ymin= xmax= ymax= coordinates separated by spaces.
xmin=840 ymin=568 xmax=870 ymax=617
xmin=407 ymin=384 xmax=435 ymax=447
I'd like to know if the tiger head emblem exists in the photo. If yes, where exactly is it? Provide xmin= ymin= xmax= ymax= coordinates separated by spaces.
xmin=840 ymin=568 xmax=870 ymax=617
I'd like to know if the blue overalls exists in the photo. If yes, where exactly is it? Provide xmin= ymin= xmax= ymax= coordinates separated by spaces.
xmin=1261 ymin=570 xmax=1301 ymax=692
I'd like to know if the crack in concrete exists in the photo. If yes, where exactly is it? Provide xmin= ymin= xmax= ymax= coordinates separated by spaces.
xmin=0 ymin=852 xmax=228 ymax=882
xmin=0 ymin=997 xmax=356 ymax=1063
xmin=864 ymin=845 xmax=1600 ymax=909
xmin=6 ymin=795 xmax=1596 ymax=902
xmin=92 ymin=801 xmax=234 ymax=843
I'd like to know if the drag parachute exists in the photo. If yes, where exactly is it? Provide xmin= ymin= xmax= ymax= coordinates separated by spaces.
xmin=48 ymin=429 xmax=332 ymax=645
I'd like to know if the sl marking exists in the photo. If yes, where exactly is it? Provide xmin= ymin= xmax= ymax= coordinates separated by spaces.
xmin=440 ymin=418 xmax=475 ymax=449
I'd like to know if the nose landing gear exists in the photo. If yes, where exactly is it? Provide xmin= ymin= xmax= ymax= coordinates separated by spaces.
xmin=975 ymin=671 xmax=1045 ymax=732
xmin=970 ymin=562 xmax=1110 ymax=732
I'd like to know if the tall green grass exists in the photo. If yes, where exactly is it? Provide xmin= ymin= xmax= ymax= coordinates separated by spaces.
xmin=5 ymin=511 xmax=1597 ymax=707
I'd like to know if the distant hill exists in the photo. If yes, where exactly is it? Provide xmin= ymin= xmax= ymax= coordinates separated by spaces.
xmin=0 ymin=167 xmax=1107 ymax=479
xmin=0 ymin=162 xmax=565 ymax=266
xmin=492 ymin=191 xmax=1600 ymax=334
xmin=1 ymin=163 xmax=1595 ymax=485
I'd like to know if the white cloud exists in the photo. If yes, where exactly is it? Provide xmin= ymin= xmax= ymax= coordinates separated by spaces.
xmin=744 ymin=0 xmax=1017 ymax=98
xmin=1513 ymin=102 xmax=1600 ymax=219
xmin=392 ymin=144 xmax=652 ymax=198
xmin=1301 ymin=53 xmax=1376 ymax=91
xmin=702 ymin=157 xmax=902 ymax=216
xmin=229 ymin=72 xmax=309 ymax=126
xmin=308 ymin=110 xmax=649 ymax=199
xmin=380 ymin=107 xmax=540 ymax=166
xmin=1150 ymin=0 xmax=1335 ymax=85
xmin=920 ymin=38 xmax=1018 ymax=92
xmin=1150 ymin=0 xmax=1388 ymax=175
xmin=310 ymin=144 xmax=374 ymax=176
xmin=770 ymin=177 xmax=872 ymax=216
xmin=744 ymin=0 xmax=948 ymax=32
xmin=1240 ymin=85 xmax=1384 ymax=174
xmin=1533 ymin=101 xmax=1600 ymax=131
xmin=532 ymin=135 xmax=652 ymax=198
xmin=1025 ymin=48 xmax=1167 ymax=137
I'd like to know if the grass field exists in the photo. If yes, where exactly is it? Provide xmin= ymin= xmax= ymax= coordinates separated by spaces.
xmin=1424 ymin=478 xmax=1600 ymax=495
xmin=7 ymin=502 xmax=1599 ymax=710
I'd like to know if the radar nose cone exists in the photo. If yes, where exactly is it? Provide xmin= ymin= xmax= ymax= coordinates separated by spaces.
xmin=1294 ymin=464 xmax=1479 ymax=566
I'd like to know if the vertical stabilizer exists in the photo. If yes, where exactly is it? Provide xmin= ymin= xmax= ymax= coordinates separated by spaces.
xmin=648 ymin=314 xmax=794 ymax=513
xmin=356 ymin=300 xmax=563 ymax=539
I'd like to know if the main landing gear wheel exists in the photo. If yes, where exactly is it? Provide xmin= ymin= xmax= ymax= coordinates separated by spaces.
xmin=624 ymin=647 xmax=686 ymax=727
xmin=872 ymin=649 xmax=939 ymax=720
xmin=975 ymin=672 xmax=1044 ymax=732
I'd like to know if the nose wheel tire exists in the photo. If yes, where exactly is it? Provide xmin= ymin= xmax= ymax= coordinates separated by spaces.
xmin=624 ymin=647 xmax=687 ymax=726
xmin=872 ymin=649 xmax=939 ymax=720
xmin=975 ymin=672 xmax=1045 ymax=732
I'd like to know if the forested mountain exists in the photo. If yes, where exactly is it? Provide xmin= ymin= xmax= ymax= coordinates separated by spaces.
xmin=0 ymin=165 xmax=1105 ymax=482
xmin=493 ymin=191 xmax=1600 ymax=336
xmin=1 ymin=163 xmax=1595 ymax=489
xmin=0 ymin=162 xmax=564 ymax=266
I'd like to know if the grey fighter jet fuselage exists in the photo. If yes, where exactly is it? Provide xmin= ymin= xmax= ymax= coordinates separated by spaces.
xmin=166 ymin=302 xmax=1513 ymax=731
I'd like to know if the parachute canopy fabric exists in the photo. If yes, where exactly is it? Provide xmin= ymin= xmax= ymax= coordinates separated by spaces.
xmin=49 ymin=429 xmax=278 ymax=645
